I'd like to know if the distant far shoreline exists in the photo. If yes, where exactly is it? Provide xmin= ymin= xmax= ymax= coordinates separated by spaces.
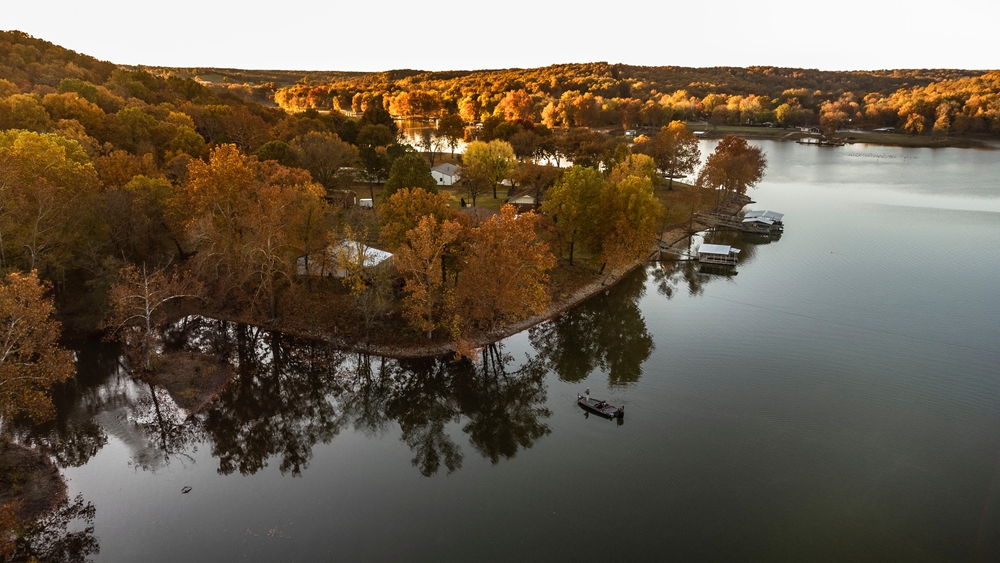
xmin=682 ymin=123 xmax=995 ymax=150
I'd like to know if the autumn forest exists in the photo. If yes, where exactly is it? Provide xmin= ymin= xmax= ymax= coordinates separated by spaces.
xmin=3 ymin=28 xmax=998 ymax=427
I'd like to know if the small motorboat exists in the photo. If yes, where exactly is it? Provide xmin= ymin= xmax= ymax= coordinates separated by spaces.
xmin=577 ymin=389 xmax=624 ymax=419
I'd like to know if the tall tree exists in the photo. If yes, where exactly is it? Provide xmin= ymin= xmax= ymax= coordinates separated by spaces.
xmin=379 ymin=188 xmax=455 ymax=251
xmin=697 ymin=135 xmax=767 ymax=207
xmin=0 ymin=130 xmax=101 ymax=276
xmin=437 ymin=112 xmax=465 ymax=156
xmin=598 ymin=174 xmax=662 ymax=276
xmin=453 ymin=205 xmax=555 ymax=334
xmin=540 ymin=166 xmax=604 ymax=265
xmin=291 ymin=131 xmax=359 ymax=192
xmin=463 ymin=140 xmax=516 ymax=199
xmin=382 ymin=153 xmax=438 ymax=201
xmin=104 ymin=264 xmax=202 ymax=374
xmin=169 ymin=145 xmax=329 ymax=319
xmin=394 ymin=216 xmax=465 ymax=339
xmin=0 ymin=271 xmax=75 ymax=425
xmin=633 ymin=121 xmax=700 ymax=190
xmin=496 ymin=90 xmax=535 ymax=122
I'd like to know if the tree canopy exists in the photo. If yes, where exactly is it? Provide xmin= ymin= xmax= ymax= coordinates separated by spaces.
xmin=0 ymin=270 xmax=74 ymax=423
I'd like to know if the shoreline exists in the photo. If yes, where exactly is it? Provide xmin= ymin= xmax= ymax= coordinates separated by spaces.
xmin=282 ymin=218 xmax=719 ymax=360
xmin=170 ymin=199 xmax=743 ymax=361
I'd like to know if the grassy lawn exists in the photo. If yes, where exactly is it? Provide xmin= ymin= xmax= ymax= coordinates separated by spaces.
xmin=440 ymin=188 xmax=507 ymax=212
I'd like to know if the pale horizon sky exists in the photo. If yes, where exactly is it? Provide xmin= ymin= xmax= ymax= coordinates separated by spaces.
xmin=6 ymin=1 xmax=999 ymax=73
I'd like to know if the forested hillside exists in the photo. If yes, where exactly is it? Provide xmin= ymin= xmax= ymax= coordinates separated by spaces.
xmin=273 ymin=62 xmax=999 ymax=136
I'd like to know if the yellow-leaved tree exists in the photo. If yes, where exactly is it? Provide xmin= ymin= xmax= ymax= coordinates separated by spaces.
xmin=394 ymin=216 xmax=465 ymax=339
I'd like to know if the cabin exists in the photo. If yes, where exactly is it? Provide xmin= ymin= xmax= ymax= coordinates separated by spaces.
xmin=296 ymin=241 xmax=393 ymax=278
xmin=431 ymin=163 xmax=461 ymax=186
xmin=509 ymin=195 xmax=536 ymax=213
xmin=697 ymin=243 xmax=740 ymax=265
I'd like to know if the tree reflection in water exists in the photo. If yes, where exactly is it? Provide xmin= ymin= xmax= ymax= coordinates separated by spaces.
xmin=186 ymin=318 xmax=552 ymax=478
xmin=5 ymin=494 xmax=99 ymax=563
xmin=21 ymin=317 xmax=554 ymax=484
xmin=199 ymin=323 xmax=348 ymax=477
xmin=530 ymin=267 xmax=654 ymax=386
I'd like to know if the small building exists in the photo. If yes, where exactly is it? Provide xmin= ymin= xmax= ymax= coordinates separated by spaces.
xmin=327 ymin=190 xmax=357 ymax=209
xmin=697 ymin=243 xmax=740 ymax=265
xmin=509 ymin=195 xmax=536 ymax=213
xmin=431 ymin=163 xmax=461 ymax=186
xmin=359 ymin=198 xmax=374 ymax=209
xmin=800 ymin=126 xmax=822 ymax=134
xmin=297 ymin=241 xmax=393 ymax=278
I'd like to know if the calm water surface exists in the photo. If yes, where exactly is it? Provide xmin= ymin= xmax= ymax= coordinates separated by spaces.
xmin=19 ymin=141 xmax=1000 ymax=561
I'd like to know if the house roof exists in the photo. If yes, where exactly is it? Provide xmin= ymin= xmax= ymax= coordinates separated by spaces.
xmin=745 ymin=210 xmax=784 ymax=221
xmin=698 ymin=244 xmax=740 ymax=256
xmin=331 ymin=241 xmax=393 ymax=268
xmin=432 ymin=163 xmax=459 ymax=176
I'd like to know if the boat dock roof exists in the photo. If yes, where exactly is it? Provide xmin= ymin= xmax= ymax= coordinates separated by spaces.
xmin=698 ymin=244 xmax=740 ymax=256
xmin=745 ymin=210 xmax=784 ymax=221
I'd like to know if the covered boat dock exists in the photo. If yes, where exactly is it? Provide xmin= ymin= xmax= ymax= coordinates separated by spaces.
xmin=697 ymin=244 xmax=740 ymax=265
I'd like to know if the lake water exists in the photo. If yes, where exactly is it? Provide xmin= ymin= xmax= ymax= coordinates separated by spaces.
xmin=15 ymin=140 xmax=1000 ymax=561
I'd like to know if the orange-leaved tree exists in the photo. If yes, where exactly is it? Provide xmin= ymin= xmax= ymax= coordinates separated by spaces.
xmin=697 ymin=135 xmax=767 ymax=208
xmin=168 ymin=144 xmax=329 ymax=319
xmin=453 ymin=205 xmax=555 ymax=335
xmin=633 ymin=121 xmax=700 ymax=190
xmin=0 ymin=271 xmax=75 ymax=425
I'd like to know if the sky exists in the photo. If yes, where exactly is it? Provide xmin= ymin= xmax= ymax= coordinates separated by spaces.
xmin=6 ymin=0 xmax=999 ymax=72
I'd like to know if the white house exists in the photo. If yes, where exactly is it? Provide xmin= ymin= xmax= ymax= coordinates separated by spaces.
xmin=431 ymin=163 xmax=461 ymax=186
xmin=297 ymin=241 xmax=393 ymax=278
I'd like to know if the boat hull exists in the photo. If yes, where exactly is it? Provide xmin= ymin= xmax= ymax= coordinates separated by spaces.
xmin=578 ymin=397 xmax=624 ymax=418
